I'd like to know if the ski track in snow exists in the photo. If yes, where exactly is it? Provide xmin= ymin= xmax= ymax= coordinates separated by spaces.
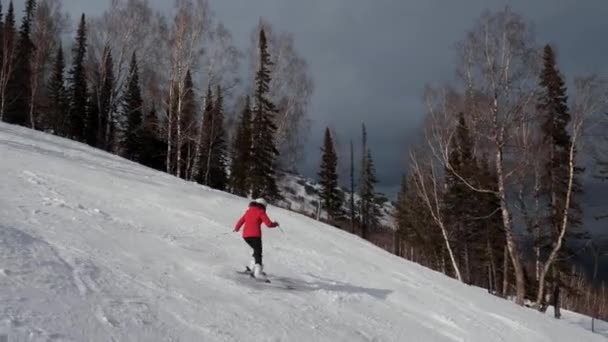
xmin=1 ymin=122 xmax=607 ymax=341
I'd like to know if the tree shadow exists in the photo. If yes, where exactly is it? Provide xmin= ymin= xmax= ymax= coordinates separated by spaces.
xmin=270 ymin=273 xmax=392 ymax=300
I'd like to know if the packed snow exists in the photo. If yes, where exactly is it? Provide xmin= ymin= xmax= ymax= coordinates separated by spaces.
xmin=0 ymin=122 xmax=605 ymax=341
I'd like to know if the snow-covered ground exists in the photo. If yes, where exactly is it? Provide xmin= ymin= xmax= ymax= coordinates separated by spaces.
xmin=0 ymin=122 xmax=605 ymax=341
xmin=546 ymin=307 xmax=608 ymax=337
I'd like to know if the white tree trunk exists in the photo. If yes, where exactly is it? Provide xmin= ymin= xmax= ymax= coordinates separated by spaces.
xmin=535 ymin=133 xmax=579 ymax=309
xmin=166 ymin=85 xmax=174 ymax=174
xmin=495 ymin=142 xmax=526 ymax=305
xmin=176 ymin=85 xmax=183 ymax=178
xmin=410 ymin=152 xmax=463 ymax=282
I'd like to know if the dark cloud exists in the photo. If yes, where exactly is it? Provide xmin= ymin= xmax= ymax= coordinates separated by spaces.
xmin=55 ymin=0 xmax=608 ymax=197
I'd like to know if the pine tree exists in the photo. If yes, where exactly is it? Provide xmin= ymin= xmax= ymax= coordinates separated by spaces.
xmin=598 ymin=112 xmax=608 ymax=185
xmin=443 ymin=112 xmax=485 ymax=284
xmin=478 ymin=153 xmax=505 ymax=294
xmin=67 ymin=14 xmax=88 ymax=142
xmin=5 ymin=0 xmax=35 ymax=127
xmin=197 ymin=85 xmax=214 ymax=184
xmin=358 ymin=124 xmax=380 ymax=238
xmin=349 ymin=140 xmax=356 ymax=232
xmin=395 ymin=173 xmax=444 ymax=267
xmin=180 ymin=70 xmax=196 ymax=178
xmin=99 ymin=45 xmax=115 ymax=151
xmin=206 ymin=85 xmax=228 ymax=190
xmin=229 ymin=96 xmax=253 ymax=196
xmin=394 ymin=175 xmax=409 ymax=257
xmin=0 ymin=1 xmax=16 ymax=122
xmin=250 ymin=28 xmax=280 ymax=201
xmin=85 ymin=88 xmax=99 ymax=147
xmin=47 ymin=44 xmax=67 ymax=135
xmin=0 ymin=2 xmax=4 ymax=60
xmin=359 ymin=149 xmax=380 ymax=238
xmin=139 ymin=106 xmax=167 ymax=171
xmin=365 ymin=149 xmax=381 ymax=227
xmin=318 ymin=127 xmax=342 ymax=221
xmin=536 ymin=44 xmax=586 ymax=316
xmin=123 ymin=52 xmax=143 ymax=161
xmin=358 ymin=124 xmax=368 ymax=234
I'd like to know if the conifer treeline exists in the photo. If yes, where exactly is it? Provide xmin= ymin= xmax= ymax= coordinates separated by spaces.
xmin=316 ymin=123 xmax=383 ymax=237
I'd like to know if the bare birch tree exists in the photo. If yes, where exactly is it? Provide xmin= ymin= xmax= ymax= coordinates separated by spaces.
xmin=88 ymin=0 xmax=168 ymax=152
xmin=165 ymin=0 xmax=209 ymax=177
xmin=190 ymin=20 xmax=241 ymax=180
xmin=409 ymin=147 xmax=463 ymax=282
xmin=453 ymin=8 xmax=540 ymax=305
xmin=89 ymin=0 xmax=159 ymax=97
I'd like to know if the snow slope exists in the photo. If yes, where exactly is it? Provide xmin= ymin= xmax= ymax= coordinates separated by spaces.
xmin=0 ymin=122 xmax=604 ymax=342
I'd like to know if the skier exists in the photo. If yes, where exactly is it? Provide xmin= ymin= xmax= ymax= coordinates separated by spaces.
xmin=233 ymin=198 xmax=279 ymax=280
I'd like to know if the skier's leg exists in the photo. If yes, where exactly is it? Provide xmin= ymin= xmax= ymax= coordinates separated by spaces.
xmin=251 ymin=238 xmax=266 ymax=279
xmin=243 ymin=238 xmax=256 ymax=271
xmin=252 ymin=238 xmax=262 ymax=265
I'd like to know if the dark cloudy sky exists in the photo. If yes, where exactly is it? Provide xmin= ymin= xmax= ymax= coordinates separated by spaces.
xmin=31 ymin=0 xmax=608 ymax=197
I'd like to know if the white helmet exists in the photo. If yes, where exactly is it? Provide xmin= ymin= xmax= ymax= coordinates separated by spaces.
xmin=254 ymin=198 xmax=267 ymax=208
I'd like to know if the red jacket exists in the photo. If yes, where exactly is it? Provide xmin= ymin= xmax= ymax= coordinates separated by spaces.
xmin=234 ymin=203 xmax=278 ymax=238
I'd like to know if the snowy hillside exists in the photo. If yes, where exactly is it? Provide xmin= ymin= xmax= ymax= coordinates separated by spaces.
xmin=0 ymin=122 xmax=605 ymax=341
xmin=276 ymin=172 xmax=395 ymax=227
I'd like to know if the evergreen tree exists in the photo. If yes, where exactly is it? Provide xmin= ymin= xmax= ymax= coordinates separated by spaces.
xmin=229 ymin=96 xmax=253 ymax=196
xmin=180 ymin=70 xmax=196 ymax=178
xmin=318 ymin=127 xmax=342 ymax=221
xmin=0 ymin=1 xmax=16 ymax=122
xmin=85 ymin=88 xmax=99 ymax=147
xmin=123 ymin=52 xmax=143 ymax=161
xmin=47 ymin=44 xmax=67 ymax=135
xmin=349 ymin=140 xmax=356 ymax=232
xmin=67 ymin=14 xmax=88 ymax=142
xmin=197 ymin=85 xmax=214 ymax=184
xmin=139 ymin=106 xmax=166 ymax=171
xmin=206 ymin=85 xmax=228 ymax=190
xmin=395 ymin=173 xmax=444 ymax=267
xmin=443 ymin=112 xmax=485 ymax=284
xmin=365 ymin=150 xmax=381 ymax=227
xmin=394 ymin=174 xmax=409 ymax=256
xmin=478 ymin=153 xmax=505 ymax=293
xmin=598 ymin=112 xmax=608 ymax=185
xmin=250 ymin=28 xmax=280 ymax=201
xmin=537 ymin=44 xmax=586 ymax=316
xmin=0 ymin=2 xmax=4 ymax=59
xmin=359 ymin=148 xmax=380 ymax=238
xmin=358 ymin=123 xmax=368 ymax=234
xmin=99 ymin=45 xmax=115 ymax=151
xmin=358 ymin=123 xmax=380 ymax=238
xmin=5 ymin=0 xmax=35 ymax=126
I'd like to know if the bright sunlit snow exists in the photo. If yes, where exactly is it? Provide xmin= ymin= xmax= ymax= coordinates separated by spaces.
xmin=0 ymin=122 xmax=604 ymax=341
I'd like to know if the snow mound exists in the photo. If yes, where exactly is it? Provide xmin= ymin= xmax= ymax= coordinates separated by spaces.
xmin=0 ymin=122 xmax=604 ymax=341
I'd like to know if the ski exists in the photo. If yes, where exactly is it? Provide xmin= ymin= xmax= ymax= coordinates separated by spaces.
xmin=237 ymin=268 xmax=271 ymax=283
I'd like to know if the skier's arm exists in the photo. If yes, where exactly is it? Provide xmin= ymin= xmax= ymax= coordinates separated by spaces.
xmin=234 ymin=214 xmax=246 ymax=232
xmin=260 ymin=212 xmax=278 ymax=228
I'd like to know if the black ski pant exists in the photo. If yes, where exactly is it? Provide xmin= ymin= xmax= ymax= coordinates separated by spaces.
xmin=244 ymin=237 xmax=263 ymax=265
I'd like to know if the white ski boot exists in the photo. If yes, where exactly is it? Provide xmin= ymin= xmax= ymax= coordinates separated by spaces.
xmin=253 ymin=264 xmax=268 ymax=281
